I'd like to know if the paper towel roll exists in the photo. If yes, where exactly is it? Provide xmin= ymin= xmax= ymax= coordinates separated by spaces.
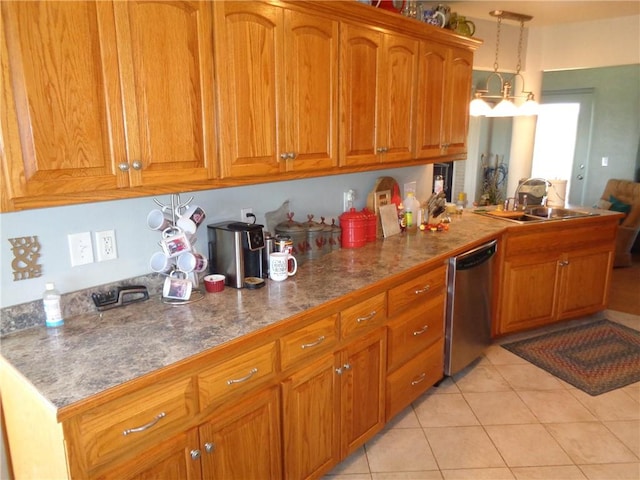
xmin=547 ymin=179 xmax=567 ymax=207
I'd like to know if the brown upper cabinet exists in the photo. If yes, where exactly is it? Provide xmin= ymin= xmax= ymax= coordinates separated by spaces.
xmin=339 ymin=23 xmax=419 ymax=167
xmin=214 ymin=1 xmax=339 ymax=178
xmin=1 ymin=0 xmax=217 ymax=210
xmin=416 ymin=42 xmax=473 ymax=158
xmin=1 ymin=0 xmax=479 ymax=211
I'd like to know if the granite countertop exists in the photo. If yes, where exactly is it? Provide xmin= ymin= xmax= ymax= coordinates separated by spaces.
xmin=0 ymin=211 xmax=589 ymax=413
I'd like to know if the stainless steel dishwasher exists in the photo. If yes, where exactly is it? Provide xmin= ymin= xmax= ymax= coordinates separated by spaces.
xmin=444 ymin=239 xmax=497 ymax=376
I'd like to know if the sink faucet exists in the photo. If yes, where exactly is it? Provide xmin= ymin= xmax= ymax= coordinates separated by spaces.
xmin=513 ymin=178 xmax=552 ymax=209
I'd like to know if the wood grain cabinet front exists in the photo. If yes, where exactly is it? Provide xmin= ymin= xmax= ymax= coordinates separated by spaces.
xmin=97 ymin=387 xmax=282 ymax=480
xmin=197 ymin=341 xmax=278 ymax=411
xmin=385 ymin=264 xmax=446 ymax=419
xmin=280 ymin=314 xmax=339 ymax=371
xmin=213 ymin=1 xmax=339 ymax=179
xmin=339 ymin=23 xmax=418 ymax=167
xmin=496 ymin=219 xmax=617 ymax=335
xmin=340 ymin=291 xmax=387 ymax=340
xmin=66 ymin=376 xmax=198 ymax=477
xmin=415 ymin=42 xmax=472 ymax=158
xmin=0 ymin=0 xmax=217 ymax=210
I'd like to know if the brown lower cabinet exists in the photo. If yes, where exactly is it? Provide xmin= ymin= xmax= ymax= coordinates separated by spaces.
xmin=1 ymin=261 xmax=447 ymax=480
xmin=495 ymin=217 xmax=618 ymax=336
xmin=3 ymin=219 xmax=620 ymax=479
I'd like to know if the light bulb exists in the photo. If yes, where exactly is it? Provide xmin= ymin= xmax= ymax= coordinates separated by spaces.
xmin=469 ymin=97 xmax=492 ymax=117
xmin=488 ymin=98 xmax=518 ymax=117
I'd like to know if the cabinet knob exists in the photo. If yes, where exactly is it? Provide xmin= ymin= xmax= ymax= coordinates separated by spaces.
xmin=376 ymin=147 xmax=388 ymax=153
xmin=132 ymin=160 xmax=143 ymax=170
xmin=190 ymin=449 xmax=201 ymax=460
xmin=287 ymin=152 xmax=296 ymax=159
xmin=204 ymin=442 xmax=215 ymax=454
xmin=343 ymin=363 xmax=351 ymax=371
xmin=118 ymin=162 xmax=130 ymax=172
xmin=279 ymin=153 xmax=289 ymax=160
xmin=335 ymin=366 xmax=343 ymax=375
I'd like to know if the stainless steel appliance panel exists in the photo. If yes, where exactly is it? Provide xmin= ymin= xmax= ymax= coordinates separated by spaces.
xmin=445 ymin=239 xmax=497 ymax=376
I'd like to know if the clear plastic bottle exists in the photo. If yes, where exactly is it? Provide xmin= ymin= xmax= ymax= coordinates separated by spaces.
xmin=43 ymin=282 xmax=64 ymax=327
xmin=403 ymin=192 xmax=420 ymax=234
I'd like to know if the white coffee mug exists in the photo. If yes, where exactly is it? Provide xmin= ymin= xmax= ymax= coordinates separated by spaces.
xmin=177 ymin=205 xmax=206 ymax=234
xmin=269 ymin=252 xmax=297 ymax=281
xmin=150 ymin=251 xmax=175 ymax=273
xmin=176 ymin=251 xmax=208 ymax=273
xmin=163 ymin=272 xmax=192 ymax=300
xmin=147 ymin=209 xmax=173 ymax=231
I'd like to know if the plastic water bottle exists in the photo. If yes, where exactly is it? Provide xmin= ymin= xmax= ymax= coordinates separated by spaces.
xmin=403 ymin=192 xmax=420 ymax=234
xmin=43 ymin=283 xmax=64 ymax=327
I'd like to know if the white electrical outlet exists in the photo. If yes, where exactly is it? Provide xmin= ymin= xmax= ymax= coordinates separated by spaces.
xmin=602 ymin=156 xmax=609 ymax=167
xmin=68 ymin=232 xmax=94 ymax=267
xmin=95 ymin=230 xmax=118 ymax=262
xmin=240 ymin=207 xmax=253 ymax=221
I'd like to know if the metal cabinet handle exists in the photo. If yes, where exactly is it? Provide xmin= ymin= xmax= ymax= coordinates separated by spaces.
xmin=558 ymin=260 xmax=570 ymax=267
xmin=413 ymin=325 xmax=429 ymax=336
xmin=204 ymin=442 xmax=215 ymax=454
xmin=227 ymin=367 xmax=258 ymax=385
xmin=287 ymin=152 xmax=296 ymax=159
xmin=335 ymin=366 xmax=343 ymax=375
xmin=131 ymin=160 xmax=142 ymax=170
xmin=376 ymin=147 xmax=389 ymax=153
xmin=411 ymin=373 xmax=426 ymax=385
xmin=415 ymin=284 xmax=431 ymax=294
xmin=118 ymin=162 xmax=130 ymax=172
xmin=279 ymin=153 xmax=289 ymax=160
xmin=122 ymin=412 xmax=166 ymax=436
xmin=301 ymin=335 xmax=325 ymax=349
xmin=191 ymin=449 xmax=201 ymax=460
xmin=356 ymin=310 xmax=377 ymax=323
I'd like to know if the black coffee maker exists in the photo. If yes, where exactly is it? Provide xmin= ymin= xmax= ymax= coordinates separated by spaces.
xmin=207 ymin=221 xmax=265 ymax=288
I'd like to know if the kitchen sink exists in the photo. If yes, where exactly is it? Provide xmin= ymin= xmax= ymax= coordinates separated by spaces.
xmin=524 ymin=206 xmax=597 ymax=219
xmin=474 ymin=207 xmax=599 ymax=224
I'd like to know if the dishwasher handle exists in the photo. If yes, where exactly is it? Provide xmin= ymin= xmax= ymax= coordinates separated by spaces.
xmin=454 ymin=240 xmax=497 ymax=271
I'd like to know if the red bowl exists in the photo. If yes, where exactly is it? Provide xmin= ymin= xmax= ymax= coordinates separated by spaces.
xmin=204 ymin=274 xmax=225 ymax=293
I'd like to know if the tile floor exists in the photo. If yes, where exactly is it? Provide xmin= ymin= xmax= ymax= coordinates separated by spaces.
xmin=325 ymin=310 xmax=640 ymax=480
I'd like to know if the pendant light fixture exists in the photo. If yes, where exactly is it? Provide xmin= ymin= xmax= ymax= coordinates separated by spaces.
xmin=469 ymin=10 xmax=539 ymax=117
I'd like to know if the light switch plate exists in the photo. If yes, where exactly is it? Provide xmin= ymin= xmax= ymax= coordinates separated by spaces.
xmin=68 ymin=232 xmax=94 ymax=267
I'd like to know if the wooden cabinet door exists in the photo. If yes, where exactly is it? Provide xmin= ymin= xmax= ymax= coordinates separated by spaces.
xmin=339 ymin=328 xmax=386 ymax=457
xmin=339 ymin=23 xmax=383 ymax=167
xmin=499 ymin=254 xmax=560 ymax=334
xmin=96 ymin=429 xmax=202 ymax=480
xmin=281 ymin=354 xmax=340 ymax=480
xmin=214 ymin=2 xmax=283 ymax=178
xmin=283 ymin=9 xmax=339 ymax=172
xmin=415 ymin=41 xmax=448 ymax=159
xmin=443 ymin=46 xmax=473 ymax=155
xmin=199 ymin=386 xmax=282 ymax=480
xmin=557 ymin=248 xmax=613 ymax=319
xmin=113 ymin=0 xmax=217 ymax=187
xmin=379 ymin=33 xmax=418 ymax=164
xmin=1 ymin=1 xmax=126 ymax=203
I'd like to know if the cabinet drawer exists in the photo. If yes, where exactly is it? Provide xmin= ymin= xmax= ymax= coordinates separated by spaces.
xmin=387 ymin=293 xmax=444 ymax=372
xmin=340 ymin=292 xmax=387 ymax=339
xmin=198 ymin=341 xmax=277 ymax=410
xmin=386 ymin=338 xmax=444 ymax=421
xmin=280 ymin=314 xmax=338 ymax=370
xmin=74 ymin=376 xmax=197 ymax=470
xmin=388 ymin=266 xmax=446 ymax=317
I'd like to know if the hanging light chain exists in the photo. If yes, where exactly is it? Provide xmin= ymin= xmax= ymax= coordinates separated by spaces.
xmin=516 ymin=20 xmax=525 ymax=74
xmin=493 ymin=16 xmax=502 ymax=72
